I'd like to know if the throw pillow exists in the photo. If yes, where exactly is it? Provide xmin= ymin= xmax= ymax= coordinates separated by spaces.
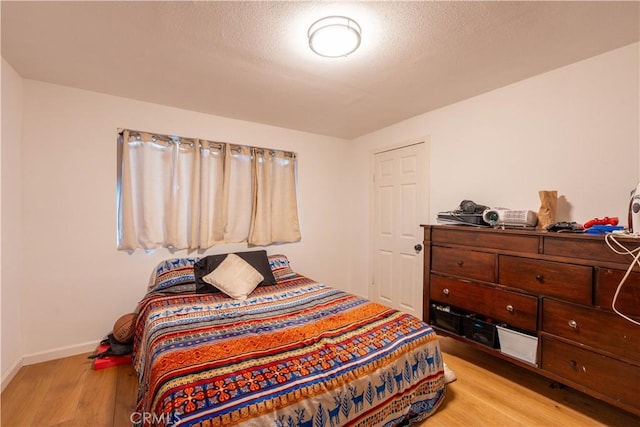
xmin=148 ymin=257 xmax=198 ymax=293
xmin=195 ymin=250 xmax=276 ymax=293
xmin=268 ymin=254 xmax=297 ymax=281
xmin=202 ymin=254 xmax=264 ymax=300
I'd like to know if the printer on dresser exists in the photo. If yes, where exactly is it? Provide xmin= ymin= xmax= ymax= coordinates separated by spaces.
xmin=422 ymin=225 xmax=640 ymax=416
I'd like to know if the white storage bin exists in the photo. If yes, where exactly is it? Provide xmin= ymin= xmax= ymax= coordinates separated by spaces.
xmin=496 ymin=325 xmax=538 ymax=365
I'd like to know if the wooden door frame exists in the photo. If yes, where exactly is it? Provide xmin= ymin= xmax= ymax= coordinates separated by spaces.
xmin=368 ymin=137 xmax=431 ymax=305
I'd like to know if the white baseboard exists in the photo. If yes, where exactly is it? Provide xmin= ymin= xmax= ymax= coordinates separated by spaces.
xmin=1 ymin=358 xmax=24 ymax=392
xmin=1 ymin=341 xmax=101 ymax=391
xmin=22 ymin=340 xmax=99 ymax=366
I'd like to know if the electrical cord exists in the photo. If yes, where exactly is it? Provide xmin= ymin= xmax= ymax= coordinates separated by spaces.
xmin=604 ymin=233 xmax=640 ymax=326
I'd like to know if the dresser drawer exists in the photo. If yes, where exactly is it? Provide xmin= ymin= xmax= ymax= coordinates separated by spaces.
xmin=499 ymin=256 xmax=592 ymax=305
xmin=542 ymin=299 xmax=640 ymax=363
xmin=595 ymin=268 xmax=640 ymax=319
xmin=541 ymin=336 xmax=640 ymax=410
xmin=431 ymin=246 xmax=496 ymax=282
xmin=544 ymin=235 xmax=640 ymax=264
xmin=432 ymin=227 xmax=539 ymax=253
xmin=430 ymin=274 xmax=538 ymax=331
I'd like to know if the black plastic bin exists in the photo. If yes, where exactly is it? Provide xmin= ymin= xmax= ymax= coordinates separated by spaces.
xmin=463 ymin=314 xmax=499 ymax=348
xmin=430 ymin=304 xmax=464 ymax=335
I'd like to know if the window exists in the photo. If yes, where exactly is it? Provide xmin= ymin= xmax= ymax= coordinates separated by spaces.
xmin=117 ymin=130 xmax=300 ymax=251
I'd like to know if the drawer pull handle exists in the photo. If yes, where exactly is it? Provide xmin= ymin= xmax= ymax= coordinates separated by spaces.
xmin=506 ymin=304 xmax=514 ymax=312
xmin=457 ymin=260 xmax=464 ymax=267
xmin=568 ymin=360 xmax=577 ymax=368
xmin=443 ymin=288 xmax=450 ymax=296
xmin=535 ymin=274 xmax=544 ymax=283
xmin=568 ymin=320 xmax=578 ymax=329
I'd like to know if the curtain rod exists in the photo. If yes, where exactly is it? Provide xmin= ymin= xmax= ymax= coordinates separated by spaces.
xmin=118 ymin=128 xmax=297 ymax=158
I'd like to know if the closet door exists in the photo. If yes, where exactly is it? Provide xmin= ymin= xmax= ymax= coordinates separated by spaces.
xmin=372 ymin=142 xmax=428 ymax=317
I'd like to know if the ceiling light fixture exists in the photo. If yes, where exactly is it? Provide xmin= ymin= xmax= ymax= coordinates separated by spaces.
xmin=308 ymin=16 xmax=361 ymax=58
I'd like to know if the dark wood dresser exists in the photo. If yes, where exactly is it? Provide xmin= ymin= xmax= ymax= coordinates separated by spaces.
xmin=422 ymin=224 xmax=640 ymax=416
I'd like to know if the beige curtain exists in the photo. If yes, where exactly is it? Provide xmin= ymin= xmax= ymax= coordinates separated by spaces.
xmin=118 ymin=131 xmax=137 ymax=250
xmin=249 ymin=150 xmax=301 ymax=245
xmin=223 ymin=146 xmax=254 ymax=242
xmin=118 ymin=131 xmax=299 ymax=251
xmin=197 ymin=142 xmax=225 ymax=247
xmin=118 ymin=132 xmax=209 ymax=250
xmin=119 ymin=131 xmax=175 ymax=250
xmin=166 ymin=138 xmax=199 ymax=249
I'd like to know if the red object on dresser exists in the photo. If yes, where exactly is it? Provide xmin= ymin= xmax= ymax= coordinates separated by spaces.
xmin=91 ymin=343 xmax=132 ymax=370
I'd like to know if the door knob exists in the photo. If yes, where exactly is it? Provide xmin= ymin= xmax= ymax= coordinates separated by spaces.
xmin=414 ymin=244 xmax=423 ymax=253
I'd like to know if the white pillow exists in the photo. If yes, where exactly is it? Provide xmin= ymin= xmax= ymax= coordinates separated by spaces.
xmin=202 ymin=253 xmax=264 ymax=300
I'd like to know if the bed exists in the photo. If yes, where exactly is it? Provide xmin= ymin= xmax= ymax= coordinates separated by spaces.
xmin=132 ymin=252 xmax=447 ymax=426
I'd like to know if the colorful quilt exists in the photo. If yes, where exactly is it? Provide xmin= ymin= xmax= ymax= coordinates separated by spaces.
xmin=133 ymin=274 xmax=446 ymax=426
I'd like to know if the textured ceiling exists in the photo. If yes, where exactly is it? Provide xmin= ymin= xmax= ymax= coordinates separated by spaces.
xmin=2 ymin=1 xmax=639 ymax=139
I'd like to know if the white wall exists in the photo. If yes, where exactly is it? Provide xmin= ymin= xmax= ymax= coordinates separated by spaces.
xmin=347 ymin=43 xmax=640 ymax=297
xmin=4 ymin=41 xmax=639 ymax=372
xmin=18 ymin=80 xmax=351 ymax=361
xmin=1 ymin=59 xmax=25 ymax=388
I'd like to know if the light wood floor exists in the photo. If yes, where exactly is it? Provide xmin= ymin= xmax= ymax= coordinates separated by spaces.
xmin=2 ymin=337 xmax=639 ymax=426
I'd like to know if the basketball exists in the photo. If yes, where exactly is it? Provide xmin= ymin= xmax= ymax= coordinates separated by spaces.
xmin=113 ymin=312 xmax=137 ymax=343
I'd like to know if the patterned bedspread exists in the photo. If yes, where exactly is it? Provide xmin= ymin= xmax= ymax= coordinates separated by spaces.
xmin=133 ymin=275 xmax=446 ymax=426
